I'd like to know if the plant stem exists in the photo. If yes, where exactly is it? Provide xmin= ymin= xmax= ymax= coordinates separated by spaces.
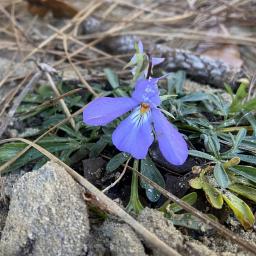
xmin=126 ymin=160 xmax=144 ymax=214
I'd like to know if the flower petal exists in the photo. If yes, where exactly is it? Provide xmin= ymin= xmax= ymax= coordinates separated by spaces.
xmin=152 ymin=57 xmax=165 ymax=66
xmin=138 ymin=40 xmax=144 ymax=53
xmin=112 ymin=110 xmax=153 ymax=159
xmin=132 ymin=78 xmax=161 ymax=107
xmin=83 ymin=97 xmax=137 ymax=126
xmin=152 ymin=109 xmax=188 ymax=165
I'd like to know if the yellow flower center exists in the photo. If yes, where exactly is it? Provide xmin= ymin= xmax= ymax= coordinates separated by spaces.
xmin=140 ymin=103 xmax=150 ymax=114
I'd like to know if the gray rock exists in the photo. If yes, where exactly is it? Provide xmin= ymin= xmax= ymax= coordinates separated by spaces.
xmin=138 ymin=208 xmax=218 ymax=256
xmin=138 ymin=208 xmax=184 ymax=255
xmin=0 ymin=202 xmax=8 ymax=239
xmin=185 ymin=241 xmax=217 ymax=256
xmin=88 ymin=219 xmax=147 ymax=256
xmin=0 ymin=169 xmax=26 ymax=199
xmin=0 ymin=161 xmax=89 ymax=256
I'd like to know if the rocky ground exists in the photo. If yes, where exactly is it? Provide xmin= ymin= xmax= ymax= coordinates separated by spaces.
xmin=0 ymin=161 xmax=255 ymax=256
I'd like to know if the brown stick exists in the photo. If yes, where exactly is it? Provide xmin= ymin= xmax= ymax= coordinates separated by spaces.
xmin=45 ymin=72 xmax=76 ymax=129
xmin=0 ymin=71 xmax=42 ymax=137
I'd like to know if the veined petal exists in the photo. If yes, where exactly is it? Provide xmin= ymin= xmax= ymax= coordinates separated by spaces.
xmin=112 ymin=108 xmax=153 ymax=159
xmin=83 ymin=97 xmax=137 ymax=126
xmin=152 ymin=109 xmax=188 ymax=165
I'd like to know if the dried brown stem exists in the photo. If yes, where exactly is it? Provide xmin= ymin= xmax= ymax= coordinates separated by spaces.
xmin=45 ymin=72 xmax=76 ymax=129
xmin=0 ymin=71 xmax=41 ymax=137
xmin=102 ymin=157 xmax=131 ymax=193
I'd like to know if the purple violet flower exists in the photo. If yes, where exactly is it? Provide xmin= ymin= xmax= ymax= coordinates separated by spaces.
xmin=83 ymin=77 xmax=188 ymax=165
xmin=130 ymin=41 xmax=165 ymax=68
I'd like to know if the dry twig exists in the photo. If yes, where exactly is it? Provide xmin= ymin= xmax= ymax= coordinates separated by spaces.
xmin=102 ymin=157 xmax=131 ymax=193
xmin=0 ymin=71 xmax=42 ymax=137
xmin=45 ymin=71 xmax=76 ymax=129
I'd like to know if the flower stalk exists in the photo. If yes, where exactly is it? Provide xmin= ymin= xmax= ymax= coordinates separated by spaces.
xmin=126 ymin=160 xmax=144 ymax=214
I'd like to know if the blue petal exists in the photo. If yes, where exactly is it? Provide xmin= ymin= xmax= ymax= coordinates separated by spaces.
xmin=138 ymin=40 xmax=144 ymax=53
xmin=83 ymin=97 xmax=137 ymax=126
xmin=152 ymin=109 xmax=188 ymax=165
xmin=132 ymin=78 xmax=161 ymax=107
xmin=130 ymin=41 xmax=144 ymax=65
xmin=152 ymin=57 xmax=165 ymax=66
xmin=112 ymin=110 xmax=153 ymax=159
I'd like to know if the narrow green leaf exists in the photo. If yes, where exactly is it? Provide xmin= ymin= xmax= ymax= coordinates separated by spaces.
xmin=229 ymin=183 xmax=256 ymax=203
xmin=229 ymin=83 xmax=248 ymax=113
xmin=189 ymin=150 xmax=216 ymax=161
xmin=233 ymin=128 xmax=247 ymax=150
xmin=167 ymin=71 xmax=185 ymax=94
xmin=106 ymin=152 xmax=130 ymax=173
xmin=168 ymin=192 xmax=197 ymax=213
xmin=237 ymin=154 xmax=256 ymax=165
xmin=170 ymin=213 xmax=216 ymax=231
xmin=243 ymin=98 xmax=256 ymax=111
xmin=89 ymin=136 xmax=110 ymax=158
xmin=180 ymin=92 xmax=208 ymax=102
xmin=214 ymin=162 xmax=230 ymax=188
xmin=205 ymin=134 xmax=220 ymax=157
xmin=202 ymin=181 xmax=223 ymax=209
xmin=140 ymin=157 xmax=165 ymax=202
xmin=0 ymin=137 xmax=80 ymax=173
xmin=245 ymin=112 xmax=256 ymax=135
xmin=104 ymin=68 xmax=119 ymax=89
xmin=189 ymin=177 xmax=203 ymax=189
xmin=223 ymin=191 xmax=255 ymax=229
xmin=229 ymin=165 xmax=256 ymax=183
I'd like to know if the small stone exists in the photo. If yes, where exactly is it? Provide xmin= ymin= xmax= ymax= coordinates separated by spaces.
xmin=138 ymin=208 xmax=184 ymax=255
xmin=88 ymin=219 xmax=146 ymax=256
xmin=0 ymin=161 xmax=89 ymax=256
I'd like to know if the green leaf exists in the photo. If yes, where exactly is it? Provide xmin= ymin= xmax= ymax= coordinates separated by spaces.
xmin=167 ymin=71 xmax=186 ymax=94
xmin=106 ymin=152 xmax=130 ymax=173
xmin=168 ymin=192 xmax=197 ymax=213
xmin=229 ymin=183 xmax=256 ymax=203
xmin=214 ymin=162 xmax=230 ymax=188
xmin=180 ymin=92 xmax=208 ymax=102
xmin=229 ymin=83 xmax=248 ymax=113
xmin=233 ymin=128 xmax=247 ymax=151
xmin=170 ymin=213 xmax=217 ymax=231
xmin=104 ymin=68 xmax=119 ymax=89
xmin=0 ymin=137 xmax=80 ymax=173
xmin=243 ymin=98 xmax=256 ymax=111
xmin=140 ymin=157 xmax=165 ymax=202
xmin=59 ymin=124 xmax=82 ymax=138
xmin=189 ymin=177 xmax=203 ymax=189
xmin=202 ymin=181 xmax=223 ymax=209
xmin=203 ymin=134 xmax=220 ymax=157
xmin=229 ymin=165 xmax=256 ymax=183
xmin=245 ymin=112 xmax=256 ymax=135
xmin=89 ymin=137 xmax=109 ymax=158
xmin=189 ymin=150 xmax=216 ymax=161
xmin=159 ymin=108 xmax=175 ymax=120
xmin=236 ymin=154 xmax=256 ymax=165
xmin=223 ymin=191 xmax=255 ymax=229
